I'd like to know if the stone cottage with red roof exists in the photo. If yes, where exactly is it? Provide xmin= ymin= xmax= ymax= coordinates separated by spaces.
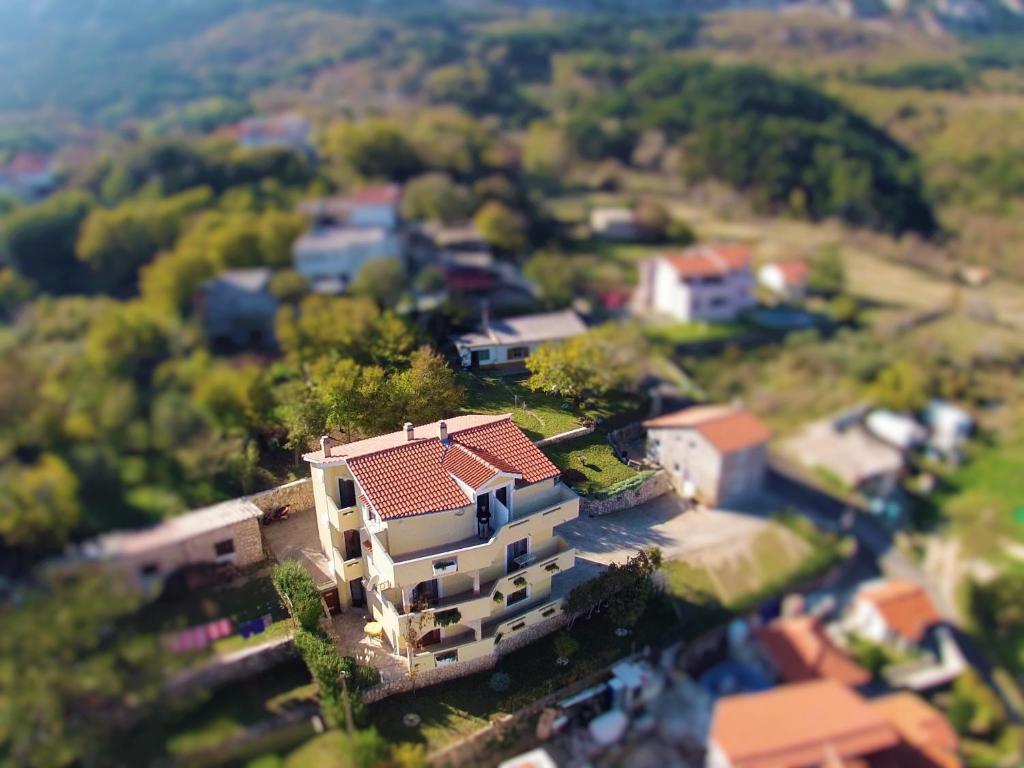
xmin=303 ymin=415 xmax=579 ymax=673
xmin=644 ymin=404 xmax=772 ymax=506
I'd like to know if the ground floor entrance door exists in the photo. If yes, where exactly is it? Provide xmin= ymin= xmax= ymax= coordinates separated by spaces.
xmin=349 ymin=579 xmax=366 ymax=608
xmin=322 ymin=587 xmax=342 ymax=615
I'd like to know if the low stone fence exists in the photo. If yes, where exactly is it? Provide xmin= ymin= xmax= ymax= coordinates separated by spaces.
xmin=533 ymin=424 xmax=595 ymax=448
xmin=248 ymin=478 xmax=314 ymax=514
xmin=362 ymin=613 xmax=569 ymax=705
xmin=581 ymin=469 xmax=672 ymax=517
xmin=166 ymin=634 xmax=297 ymax=698
xmin=607 ymin=421 xmax=644 ymax=455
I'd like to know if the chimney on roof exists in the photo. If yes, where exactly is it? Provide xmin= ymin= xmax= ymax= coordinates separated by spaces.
xmin=404 ymin=422 xmax=414 ymax=441
xmin=320 ymin=435 xmax=332 ymax=456
xmin=438 ymin=420 xmax=448 ymax=442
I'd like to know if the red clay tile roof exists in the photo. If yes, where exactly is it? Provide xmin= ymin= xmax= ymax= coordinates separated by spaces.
xmin=756 ymin=616 xmax=871 ymax=687
xmin=768 ymin=259 xmax=810 ymax=286
xmin=346 ymin=184 xmax=402 ymax=206
xmin=872 ymin=692 xmax=961 ymax=768
xmin=661 ymin=244 xmax=751 ymax=280
xmin=858 ymin=581 xmax=941 ymax=644
xmin=5 ymin=152 xmax=52 ymax=175
xmin=318 ymin=415 xmax=558 ymax=520
xmin=711 ymin=680 xmax=901 ymax=768
xmin=643 ymin=405 xmax=772 ymax=455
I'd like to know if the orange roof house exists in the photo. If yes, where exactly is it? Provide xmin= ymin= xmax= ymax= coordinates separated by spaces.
xmin=710 ymin=680 xmax=902 ymax=768
xmin=644 ymin=405 xmax=771 ymax=505
xmin=756 ymin=615 xmax=871 ymax=687
xmin=855 ymin=580 xmax=942 ymax=644
xmin=871 ymin=692 xmax=961 ymax=768
xmin=662 ymin=244 xmax=752 ymax=280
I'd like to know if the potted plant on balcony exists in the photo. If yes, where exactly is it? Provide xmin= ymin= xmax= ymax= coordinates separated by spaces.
xmin=545 ymin=562 xmax=560 ymax=573
xmin=493 ymin=591 xmax=504 ymax=604
xmin=434 ymin=608 xmax=462 ymax=627
xmin=513 ymin=576 xmax=527 ymax=588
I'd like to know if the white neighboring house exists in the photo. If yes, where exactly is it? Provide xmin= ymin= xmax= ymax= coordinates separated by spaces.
xmin=343 ymin=184 xmax=402 ymax=230
xmin=293 ymin=226 xmax=402 ymax=293
xmin=635 ymin=244 xmax=756 ymax=323
xmin=865 ymin=410 xmax=927 ymax=452
xmin=758 ymin=260 xmax=809 ymax=302
xmin=450 ymin=309 xmax=588 ymax=370
xmin=924 ymin=399 xmax=973 ymax=461
xmin=0 ymin=152 xmax=56 ymax=200
xmin=590 ymin=207 xmax=639 ymax=241
xmin=644 ymin=404 xmax=771 ymax=506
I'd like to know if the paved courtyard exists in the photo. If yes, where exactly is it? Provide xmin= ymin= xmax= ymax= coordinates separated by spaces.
xmin=261 ymin=509 xmax=335 ymax=590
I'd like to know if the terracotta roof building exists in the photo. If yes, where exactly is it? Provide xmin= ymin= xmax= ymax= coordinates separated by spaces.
xmin=871 ymin=692 xmax=962 ymax=768
xmin=759 ymin=259 xmax=811 ymax=302
xmin=644 ymin=405 xmax=771 ymax=506
xmin=303 ymin=415 xmax=580 ymax=674
xmin=635 ymin=244 xmax=757 ymax=323
xmin=756 ymin=615 xmax=872 ymax=687
xmin=709 ymin=680 xmax=902 ymax=768
xmin=851 ymin=580 xmax=942 ymax=645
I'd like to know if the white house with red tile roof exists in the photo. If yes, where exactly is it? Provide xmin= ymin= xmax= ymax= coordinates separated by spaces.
xmin=303 ymin=415 xmax=579 ymax=672
xmin=0 ymin=151 xmax=56 ymax=200
xmin=635 ymin=244 xmax=757 ymax=323
xmin=643 ymin=404 xmax=771 ymax=505
xmin=219 ymin=113 xmax=312 ymax=154
xmin=342 ymin=184 xmax=402 ymax=230
xmin=758 ymin=259 xmax=810 ymax=302
xmin=847 ymin=580 xmax=943 ymax=647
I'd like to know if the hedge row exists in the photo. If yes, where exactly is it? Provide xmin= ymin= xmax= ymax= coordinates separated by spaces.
xmin=272 ymin=560 xmax=323 ymax=632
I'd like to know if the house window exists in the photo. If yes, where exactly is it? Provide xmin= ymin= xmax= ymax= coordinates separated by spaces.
xmin=436 ymin=650 xmax=458 ymax=665
xmin=139 ymin=563 xmax=159 ymax=578
xmin=506 ymin=588 xmax=529 ymax=606
xmin=477 ymin=349 xmax=491 ymax=362
xmin=214 ymin=539 xmax=235 ymax=557
xmin=506 ymin=538 xmax=529 ymax=573
xmin=338 ymin=478 xmax=356 ymax=508
xmin=510 ymin=621 xmax=527 ymax=631
xmin=507 ymin=346 xmax=530 ymax=360
xmin=343 ymin=529 xmax=362 ymax=561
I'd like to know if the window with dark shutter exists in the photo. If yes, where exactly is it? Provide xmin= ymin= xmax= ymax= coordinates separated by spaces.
xmin=338 ymin=478 xmax=356 ymax=508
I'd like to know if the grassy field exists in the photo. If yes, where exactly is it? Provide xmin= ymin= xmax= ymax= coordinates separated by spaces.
xmin=459 ymin=373 xmax=582 ymax=441
xmin=643 ymin=320 xmax=754 ymax=346
xmin=211 ymin=618 xmax=293 ymax=655
xmin=544 ymin=431 xmax=639 ymax=496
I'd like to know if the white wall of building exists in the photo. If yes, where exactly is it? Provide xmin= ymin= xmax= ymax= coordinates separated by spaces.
xmin=651 ymin=260 xmax=756 ymax=322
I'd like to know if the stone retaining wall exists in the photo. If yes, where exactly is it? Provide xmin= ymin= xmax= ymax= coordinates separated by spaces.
xmin=248 ymin=478 xmax=314 ymax=514
xmin=166 ymin=634 xmax=297 ymax=698
xmin=533 ymin=424 xmax=595 ymax=448
xmin=581 ymin=469 xmax=672 ymax=516
xmin=362 ymin=613 xmax=568 ymax=704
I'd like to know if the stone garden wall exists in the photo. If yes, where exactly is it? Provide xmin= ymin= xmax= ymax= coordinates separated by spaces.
xmin=580 ymin=469 xmax=672 ymax=516
xmin=248 ymin=478 xmax=314 ymax=514
xmin=533 ymin=424 xmax=595 ymax=448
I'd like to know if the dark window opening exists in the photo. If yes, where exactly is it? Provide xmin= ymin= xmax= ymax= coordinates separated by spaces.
xmin=214 ymin=539 xmax=235 ymax=557
xmin=436 ymin=650 xmax=458 ymax=664
xmin=139 ymin=563 xmax=159 ymax=578
xmin=507 ymin=346 xmax=530 ymax=360
xmin=343 ymin=529 xmax=362 ymax=561
xmin=419 ymin=628 xmax=441 ymax=647
xmin=338 ymin=478 xmax=356 ymax=508
xmin=511 ymin=621 xmax=527 ymax=631
xmin=507 ymin=588 xmax=529 ymax=606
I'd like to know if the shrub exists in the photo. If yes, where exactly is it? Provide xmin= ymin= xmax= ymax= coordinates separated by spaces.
xmin=488 ymin=671 xmax=512 ymax=692
xmin=434 ymin=608 xmax=462 ymax=627
xmin=272 ymin=560 xmax=323 ymax=632
xmin=587 ymin=471 xmax=654 ymax=501
xmin=553 ymin=632 xmax=580 ymax=661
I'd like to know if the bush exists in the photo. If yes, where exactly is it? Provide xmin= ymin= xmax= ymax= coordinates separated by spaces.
xmin=272 ymin=560 xmax=324 ymax=632
xmin=553 ymin=632 xmax=580 ymax=660
xmin=587 ymin=471 xmax=654 ymax=501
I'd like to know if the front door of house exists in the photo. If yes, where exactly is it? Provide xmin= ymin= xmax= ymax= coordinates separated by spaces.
xmin=322 ymin=588 xmax=342 ymax=615
xmin=349 ymin=580 xmax=366 ymax=608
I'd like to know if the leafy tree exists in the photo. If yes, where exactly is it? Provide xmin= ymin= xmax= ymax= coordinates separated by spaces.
xmin=349 ymin=258 xmax=406 ymax=310
xmin=191 ymin=362 xmax=271 ymax=436
xmin=524 ymin=251 xmax=579 ymax=309
xmin=400 ymin=172 xmax=476 ymax=224
xmin=0 ymin=454 xmax=80 ymax=549
xmin=527 ymin=323 xmax=647 ymax=402
xmin=75 ymin=187 xmax=211 ymax=294
xmin=808 ymin=244 xmax=846 ymax=296
xmin=0 ymin=575 xmax=170 ymax=767
xmin=391 ymin=346 xmax=465 ymax=426
xmin=0 ymin=266 xmax=34 ymax=320
xmin=869 ymin=360 xmax=928 ymax=412
xmin=968 ymin=571 xmax=1024 ymax=637
xmin=474 ymin=200 xmax=528 ymax=255
xmin=522 ymin=121 xmax=569 ymax=184
xmin=945 ymin=670 xmax=1006 ymax=738
xmin=0 ymin=191 xmax=94 ymax=293
xmin=414 ymin=264 xmax=447 ymax=294
xmin=322 ymin=119 xmax=423 ymax=181
xmin=268 ymin=268 xmax=309 ymax=303
xmin=84 ymin=300 xmax=178 ymax=381
xmin=274 ymin=561 xmax=325 ymax=632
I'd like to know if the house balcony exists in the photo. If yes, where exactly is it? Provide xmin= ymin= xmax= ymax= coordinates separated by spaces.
xmin=365 ymin=481 xmax=579 ymax=589
xmin=324 ymin=492 xmax=361 ymax=534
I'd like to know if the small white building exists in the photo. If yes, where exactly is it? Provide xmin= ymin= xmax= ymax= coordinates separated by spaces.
xmin=635 ymin=245 xmax=757 ymax=323
xmin=758 ymin=260 xmax=809 ymax=302
xmin=293 ymin=226 xmax=402 ymax=293
xmin=222 ymin=113 xmax=312 ymax=154
xmin=450 ymin=309 xmax=588 ymax=369
xmin=590 ymin=207 xmax=639 ymax=241
xmin=342 ymin=184 xmax=402 ymax=230
xmin=0 ymin=152 xmax=56 ymax=200
xmin=196 ymin=268 xmax=280 ymax=349
xmin=846 ymin=580 xmax=942 ymax=648
xmin=865 ymin=410 xmax=927 ymax=452
xmin=644 ymin=404 xmax=771 ymax=506
xmin=924 ymin=399 xmax=973 ymax=461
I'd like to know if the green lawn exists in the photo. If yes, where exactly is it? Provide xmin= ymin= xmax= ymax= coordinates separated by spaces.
xmin=643 ymin=320 xmax=753 ymax=347
xmin=459 ymin=373 xmax=583 ymax=441
xmin=544 ymin=431 xmax=639 ymax=496
xmin=931 ymin=418 xmax=1024 ymax=559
